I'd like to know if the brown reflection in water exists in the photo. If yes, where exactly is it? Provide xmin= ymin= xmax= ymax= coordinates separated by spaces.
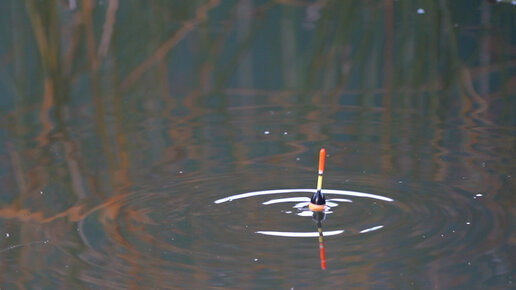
xmin=0 ymin=193 xmax=129 ymax=224
xmin=120 ymin=0 xmax=221 ymax=91
xmin=25 ymin=1 xmax=60 ymax=148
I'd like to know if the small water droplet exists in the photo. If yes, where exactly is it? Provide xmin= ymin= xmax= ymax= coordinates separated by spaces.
xmin=264 ymin=131 xmax=270 ymax=135
xmin=5 ymin=233 xmax=10 ymax=238
xmin=481 ymin=162 xmax=486 ymax=167
xmin=441 ymin=234 xmax=444 ymax=237
xmin=398 ymin=180 xmax=403 ymax=184
xmin=283 ymin=131 xmax=288 ymax=135
xmin=253 ymin=258 xmax=258 ymax=262
xmin=422 ymin=235 xmax=426 ymax=238
xmin=179 ymin=170 xmax=183 ymax=174
xmin=466 ymin=221 xmax=471 ymax=225
xmin=40 ymin=191 xmax=43 ymax=195
xmin=295 ymin=157 xmax=300 ymax=161
xmin=417 ymin=8 xmax=425 ymax=14
xmin=467 ymin=261 xmax=471 ymax=266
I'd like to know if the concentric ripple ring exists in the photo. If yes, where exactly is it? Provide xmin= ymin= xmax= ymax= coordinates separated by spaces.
xmin=214 ymin=188 xmax=394 ymax=204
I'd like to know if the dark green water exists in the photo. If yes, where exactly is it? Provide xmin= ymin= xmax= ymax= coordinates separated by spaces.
xmin=1 ymin=0 xmax=515 ymax=288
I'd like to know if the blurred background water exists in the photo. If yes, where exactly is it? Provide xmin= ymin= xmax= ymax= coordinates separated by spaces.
xmin=0 ymin=0 xmax=515 ymax=288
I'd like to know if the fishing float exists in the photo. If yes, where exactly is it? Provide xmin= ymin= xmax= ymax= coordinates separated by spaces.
xmin=309 ymin=148 xmax=327 ymax=270
xmin=308 ymin=148 xmax=326 ymax=211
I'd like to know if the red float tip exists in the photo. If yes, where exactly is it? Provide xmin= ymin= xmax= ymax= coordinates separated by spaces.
xmin=318 ymin=148 xmax=325 ymax=174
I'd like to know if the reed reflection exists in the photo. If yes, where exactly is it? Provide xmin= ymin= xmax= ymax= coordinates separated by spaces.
xmin=0 ymin=0 xmax=514 ymax=288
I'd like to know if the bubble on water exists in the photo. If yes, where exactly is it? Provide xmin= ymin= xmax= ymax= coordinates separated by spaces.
xmin=253 ymin=258 xmax=258 ymax=262
xmin=40 ymin=191 xmax=43 ymax=195
xmin=5 ymin=233 xmax=10 ymax=238
xmin=283 ymin=131 xmax=288 ymax=135
xmin=417 ymin=8 xmax=425 ymax=14
xmin=264 ymin=131 xmax=270 ymax=135
xmin=466 ymin=221 xmax=471 ymax=225
xmin=179 ymin=170 xmax=183 ymax=174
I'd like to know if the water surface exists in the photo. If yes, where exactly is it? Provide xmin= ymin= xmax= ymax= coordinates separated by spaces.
xmin=0 ymin=0 xmax=515 ymax=288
